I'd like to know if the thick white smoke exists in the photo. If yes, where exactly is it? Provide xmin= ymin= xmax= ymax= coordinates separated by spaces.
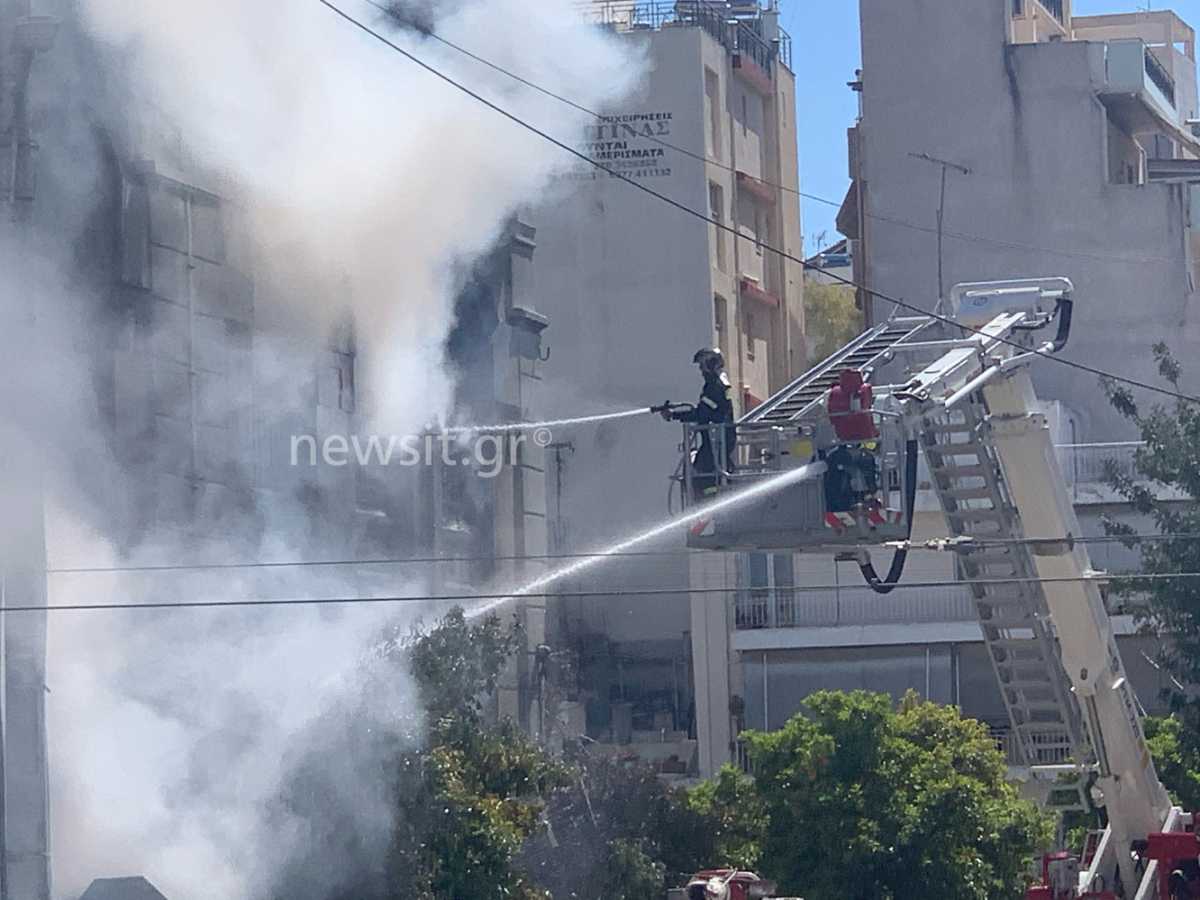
xmin=39 ymin=1 xmax=642 ymax=898
xmin=47 ymin=520 xmax=426 ymax=900
xmin=78 ymin=0 xmax=640 ymax=431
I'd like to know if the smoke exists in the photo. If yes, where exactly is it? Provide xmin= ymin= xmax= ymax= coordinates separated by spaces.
xmin=46 ymin=520 xmax=426 ymax=900
xmin=21 ymin=1 xmax=645 ymax=898
xmin=77 ymin=0 xmax=640 ymax=431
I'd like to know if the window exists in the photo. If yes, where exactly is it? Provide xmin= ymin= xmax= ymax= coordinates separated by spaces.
xmin=738 ymin=553 xmax=796 ymax=628
xmin=745 ymin=311 xmax=756 ymax=361
xmin=714 ymin=295 xmax=729 ymax=362
xmin=754 ymin=207 xmax=769 ymax=257
xmin=336 ymin=357 xmax=356 ymax=413
xmin=741 ymin=94 xmax=748 ymax=137
xmin=773 ymin=555 xmax=797 ymax=627
xmin=709 ymin=182 xmax=727 ymax=272
xmin=705 ymin=68 xmax=722 ymax=158
xmin=740 ymin=552 xmax=770 ymax=628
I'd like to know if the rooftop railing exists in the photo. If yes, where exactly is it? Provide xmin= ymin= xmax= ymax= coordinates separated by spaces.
xmin=584 ymin=1 xmax=791 ymax=71
xmin=1144 ymin=45 xmax=1177 ymax=106
xmin=1012 ymin=0 xmax=1066 ymax=26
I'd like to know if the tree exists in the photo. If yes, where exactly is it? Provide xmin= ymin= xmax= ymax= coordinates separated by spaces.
xmin=742 ymin=690 xmax=1051 ymax=900
xmin=1102 ymin=344 xmax=1200 ymax=709
xmin=1143 ymin=714 xmax=1200 ymax=812
xmin=386 ymin=607 xmax=564 ymax=900
xmin=521 ymin=752 xmax=762 ymax=899
xmin=402 ymin=606 xmax=522 ymax=722
xmin=684 ymin=764 xmax=766 ymax=873
xmin=804 ymin=282 xmax=862 ymax=362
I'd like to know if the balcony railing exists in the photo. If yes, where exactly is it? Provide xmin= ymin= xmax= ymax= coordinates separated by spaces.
xmin=736 ymin=583 xmax=975 ymax=630
xmin=1144 ymin=46 xmax=1177 ymax=106
xmin=1013 ymin=0 xmax=1065 ymax=26
xmin=583 ymin=1 xmax=791 ymax=70
xmin=1055 ymin=442 xmax=1143 ymax=493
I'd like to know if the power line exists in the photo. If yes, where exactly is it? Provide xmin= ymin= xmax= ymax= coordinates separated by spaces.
xmin=17 ymin=571 xmax=1200 ymax=614
xmin=46 ymin=548 xmax=708 ymax=576
xmin=355 ymin=0 xmax=1175 ymax=267
xmin=319 ymin=0 xmax=1200 ymax=406
xmin=42 ymin=532 xmax=1200 ymax=576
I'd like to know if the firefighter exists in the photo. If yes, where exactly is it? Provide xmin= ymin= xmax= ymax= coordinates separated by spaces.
xmin=662 ymin=348 xmax=736 ymax=500
xmin=824 ymin=368 xmax=880 ymax=512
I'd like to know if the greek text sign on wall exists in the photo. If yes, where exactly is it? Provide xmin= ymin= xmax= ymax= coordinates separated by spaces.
xmin=568 ymin=111 xmax=673 ymax=180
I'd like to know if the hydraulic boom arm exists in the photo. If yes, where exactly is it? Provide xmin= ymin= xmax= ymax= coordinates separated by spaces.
xmin=895 ymin=280 xmax=1175 ymax=897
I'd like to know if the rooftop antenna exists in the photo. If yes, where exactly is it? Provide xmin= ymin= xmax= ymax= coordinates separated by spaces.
xmin=908 ymin=151 xmax=971 ymax=316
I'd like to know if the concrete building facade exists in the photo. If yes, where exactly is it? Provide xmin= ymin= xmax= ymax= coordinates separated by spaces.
xmin=531 ymin=0 xmax=803 ymax=772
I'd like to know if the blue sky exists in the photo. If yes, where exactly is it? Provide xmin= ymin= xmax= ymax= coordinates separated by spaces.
xmin=790 ymin=1 xmax=1200 ymax=253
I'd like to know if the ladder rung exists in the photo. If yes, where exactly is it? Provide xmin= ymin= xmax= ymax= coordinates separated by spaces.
xmin=933 ymin=464 xmax=990 ymax=478
xmin=926 ymin=421 xmax=978 ymax=435
xmin=928 ymin=443 xmax=985 ymax=458
xmin=946 ymin=508 xmax=1006 ymax=522
xmin=943 ymin=487 xmax=996 ymax=501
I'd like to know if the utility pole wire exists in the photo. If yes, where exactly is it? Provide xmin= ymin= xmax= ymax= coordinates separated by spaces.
xmin=11 ymin=570 xmax=1200 ymax=614
xmin=42 ymin=531 xmax=1200 ymax=576
xmin=317 ymin=0 xmax=1200 ymax=405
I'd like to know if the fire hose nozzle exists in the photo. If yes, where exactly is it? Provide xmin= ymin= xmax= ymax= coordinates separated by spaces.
xmin=650 ymin=401 xmax=693 ymax=420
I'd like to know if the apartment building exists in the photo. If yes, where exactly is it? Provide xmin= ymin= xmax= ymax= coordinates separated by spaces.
xmin=530 ymin=0 xmax=803 ymax=773
xmin=849 ymin=1 xmax=1200 ymax=438
xmin=690 ymin=1 xmax=1199 ymax=776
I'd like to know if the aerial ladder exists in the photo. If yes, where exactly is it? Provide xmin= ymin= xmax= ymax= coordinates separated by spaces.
xmin=673 ymin=278 xmax=1194 ymax=899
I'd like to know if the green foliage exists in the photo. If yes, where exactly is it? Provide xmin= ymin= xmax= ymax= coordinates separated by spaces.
xmin=390 ymin=613 xmax=1045 ymax=900
xmin=1143 ymin=715 xmax=1200 ymax=811
xmin=593 ymin=839 xmax=666 ymax=900
xmin=804 ymin=282 xmax=862 ymax=362
xmin=390 ymin=607 xmax=558 ymax=900
xmin=391 ymin=719 xmax=566 ymax=900
xmin=742 ymin=690 xmax=1051 ymax=900
xmin=685 ymin=765 xmax=767 ymax=872
xmin=1102 ymin=345 xmax=1200 ymax=723
xmin=406 ymin=606 xmax=521 ymax=722
xmin=519 ymin=752 xmax=763 ymax=899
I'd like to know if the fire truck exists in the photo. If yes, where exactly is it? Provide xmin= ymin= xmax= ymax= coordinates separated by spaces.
xmin=673 ymin=278 xmax=1196 ymax=899
xmin=668 ymin=869 xmax=797 ymax=900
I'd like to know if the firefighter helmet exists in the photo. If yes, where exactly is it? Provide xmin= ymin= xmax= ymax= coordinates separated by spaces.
xmin=693 ymin=348 xmax=725 ymax=375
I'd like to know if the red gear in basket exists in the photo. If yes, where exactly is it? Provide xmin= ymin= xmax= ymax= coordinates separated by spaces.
xmin=828 ymin=369 xmax=878 ymax=442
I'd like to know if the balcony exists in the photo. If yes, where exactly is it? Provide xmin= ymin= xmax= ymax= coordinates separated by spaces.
xmin=736 ymin=170 xmax=775 ymax=205
xmin=738 ymin=276 xmax=779 ymax=307
xmin=1097 ymin=39 xmax=1179 ymax=134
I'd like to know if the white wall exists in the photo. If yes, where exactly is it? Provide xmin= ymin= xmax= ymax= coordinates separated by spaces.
xmin=858 ymin=0 xmax=1200 ymax=442
xmin=533 ymin=26 xmax=713 ymax=644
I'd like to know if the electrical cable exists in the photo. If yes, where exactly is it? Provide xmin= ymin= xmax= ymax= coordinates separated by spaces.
xmin=44 ymin=532 xmax=1200 ymax=576
xmin=357 ymin=0 xmax=1176 ymax=267
xmin=45 ymin=548 xmax=710 ymax=576
xmin=46 ymin=535 xmax=1200 ymax=578
xmin=15 ymin=570 xmax=1200 ymax=614
xmin=858 ymin=439 xmax=918 ymax=594
xmin=318 ymin=0 xmax=1200 ymax=406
